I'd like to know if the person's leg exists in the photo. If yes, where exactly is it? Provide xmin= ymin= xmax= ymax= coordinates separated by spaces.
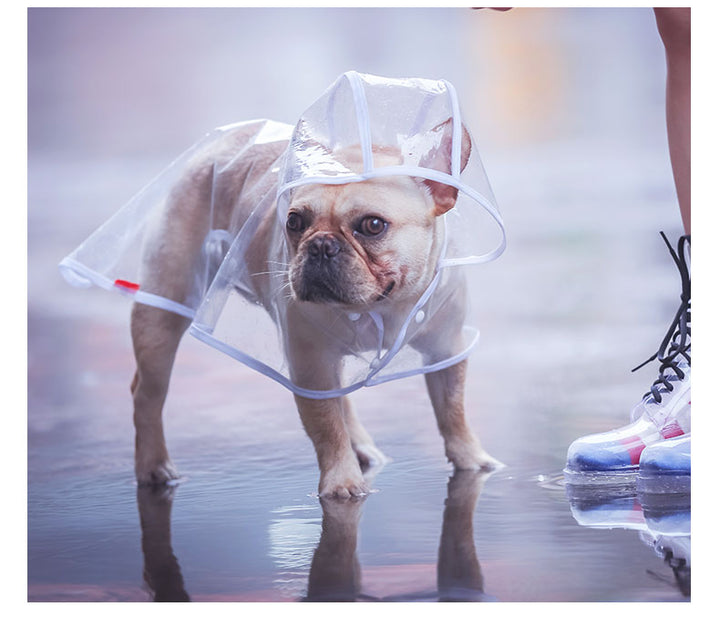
xmin=564 ymin=9 xmax=692 ymax=487
xmin=565 ymin=234 xmax=691 ymax=486
xmin=633 ymin=9 xmax=692 ymax=490
xmin=655 ymin=7 xmax=691 ymax=234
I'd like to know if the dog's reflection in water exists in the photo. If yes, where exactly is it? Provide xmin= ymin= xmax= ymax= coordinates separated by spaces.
xmin=304 ymin=495 xmax=364 ymax=601
xmin=136 ymin=485 xmax=190 ymax=602
xmin=136 ymin=471 xmax=492 ymax=602
xmin=304 ymin=470 xmax=491 ymax=602
xmin=436 ymin=470 xmax=489 ymax=602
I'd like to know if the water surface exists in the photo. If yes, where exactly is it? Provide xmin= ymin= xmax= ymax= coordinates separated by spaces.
xmin=28 ymin=309 xmax=690 ymax=602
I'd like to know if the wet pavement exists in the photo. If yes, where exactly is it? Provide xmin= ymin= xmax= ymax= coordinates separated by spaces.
xmin=28 ymin=8 xmax=690 ymax=602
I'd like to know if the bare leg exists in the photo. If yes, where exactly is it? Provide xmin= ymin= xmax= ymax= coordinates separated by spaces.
xmin=655 ymin=7 xmax=691 ymax=234
xmin=425 ymin=360 xmax=501 ymax=470
xmin=131 ymin=303 xmax=190 ymax=485
xmin=294 ymin=395 xmax=369 ymax=498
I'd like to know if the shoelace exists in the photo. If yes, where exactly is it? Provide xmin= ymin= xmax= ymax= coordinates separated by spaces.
xmin=632 ymin=233 xmax=691 ymax=403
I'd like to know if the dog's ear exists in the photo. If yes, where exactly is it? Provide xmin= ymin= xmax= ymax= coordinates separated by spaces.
xmin=419 ymin=119 xmax=472 ymax=216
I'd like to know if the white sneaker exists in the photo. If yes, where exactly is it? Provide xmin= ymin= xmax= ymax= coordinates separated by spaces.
xmin=564 ymin=234 xmax=690 ymax=486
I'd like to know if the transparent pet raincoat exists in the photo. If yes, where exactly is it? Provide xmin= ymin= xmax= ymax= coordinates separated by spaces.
xmin=60 ymin=71 xmax=506 ymax=399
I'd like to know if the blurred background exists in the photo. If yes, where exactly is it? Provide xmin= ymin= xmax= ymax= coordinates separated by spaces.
xmin=27 ymin=6 xmax=693 ymax=602
xmin=28 ymin=6 xmax=680 ymax=321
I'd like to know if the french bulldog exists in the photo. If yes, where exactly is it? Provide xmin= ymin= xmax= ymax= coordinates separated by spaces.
xmin=130 ymin=119 xmax=500 ymax=498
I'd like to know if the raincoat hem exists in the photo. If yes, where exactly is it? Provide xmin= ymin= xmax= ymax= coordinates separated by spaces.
xmin=58 ymin=257 xmax=196 ymax=320
xmin=188 ymin=322 xmax=479 ymax=400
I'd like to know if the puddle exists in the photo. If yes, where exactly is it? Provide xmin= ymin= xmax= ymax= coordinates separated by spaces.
xmin=27 ymin=454 xmax=690 ymax=602
xmin=28 ymin=344 xmax=691 ymax=602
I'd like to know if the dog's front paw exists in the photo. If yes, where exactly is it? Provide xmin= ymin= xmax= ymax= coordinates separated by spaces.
xmin=318 ymin=463 xmax=369 ymax=500
xmin=135 ymin=456 xmax=180 ymax=486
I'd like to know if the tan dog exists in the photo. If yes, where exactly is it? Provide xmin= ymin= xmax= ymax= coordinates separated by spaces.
xmin=130 ymin=121 xmax=499 ymax=498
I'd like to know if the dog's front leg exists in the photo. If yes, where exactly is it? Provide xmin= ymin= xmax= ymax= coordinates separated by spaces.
xmin=294 ymin=395 xmax=369 ymax=499
xmin=425 ymin=360 xmax=501 ymax=471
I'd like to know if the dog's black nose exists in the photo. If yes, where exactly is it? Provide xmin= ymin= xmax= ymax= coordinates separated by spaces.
xmin=308 ymin=234 xmax=341 ymax=259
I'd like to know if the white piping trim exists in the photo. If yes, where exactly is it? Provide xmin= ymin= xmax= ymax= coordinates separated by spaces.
xmin=366 ymin=270 xmax=442 ymax=378
xmin=278 ymin=165 xmax=501 ymax=221
xmin=58 ymin=257 xmax=196 ymax=320
xmin=134 ymin=290 xmax=196 ymax=320
xmin=188 ymin=321 xmax=479 ymax=400
xmin=189 ymin=323 xmax=366 ymax=400
xmin=367 ymin=310 xmax=385 ymax=362
xmin=349 ymin=202 xmax=451 ymax=379
xmin=276 ymin=164 xmax=506 ymax=264
xmin=442 ymin=79 xmax=462 ymax=177
xmin=346 ymin=71 xmax=374 ymax=173
xmin=366 ymin=326 xmax=480 ymax=387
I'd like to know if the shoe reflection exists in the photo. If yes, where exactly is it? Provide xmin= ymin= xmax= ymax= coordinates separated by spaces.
xmin=304 ymin=470 xmax=491 ymax=602
xmin=565 ymin=485 xmax=690 ymax=598
xmin=640 ymin=493 xmax=691 ymax=597
xmin=136 ymin=485 xmax=190 ymax=602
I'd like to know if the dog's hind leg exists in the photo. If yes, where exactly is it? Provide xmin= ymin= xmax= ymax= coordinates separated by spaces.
xmin=341 ymin=397 xmax=388 ymax=469
xmin=425 ymin=360 xmax=501 ymax=471
xmin=131 ymin=303 xmax=191 ymax=485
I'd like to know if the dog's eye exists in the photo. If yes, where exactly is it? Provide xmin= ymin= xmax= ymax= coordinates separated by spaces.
xmin=358 ymin=216 xmax=388 ymax=237
xmin=286 ymin=211 xmax=306 ymax=233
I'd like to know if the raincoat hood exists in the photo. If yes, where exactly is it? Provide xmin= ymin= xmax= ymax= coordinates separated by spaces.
xmin=60 ymin=71 xmax=506 ymax=399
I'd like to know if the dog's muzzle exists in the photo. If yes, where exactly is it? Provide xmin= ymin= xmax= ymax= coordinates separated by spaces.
xmin=297 ymin=233 xmax=349 ymax=303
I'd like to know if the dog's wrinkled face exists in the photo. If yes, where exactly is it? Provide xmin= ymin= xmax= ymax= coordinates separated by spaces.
xmin=285 ymin=169 xmax=439 ymax=308
xmin=285 ymin=125 xmax=471 ymax=309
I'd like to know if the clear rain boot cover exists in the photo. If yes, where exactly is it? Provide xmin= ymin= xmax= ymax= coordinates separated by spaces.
xmin=59 ymin=71 xmax=506 ymax=399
